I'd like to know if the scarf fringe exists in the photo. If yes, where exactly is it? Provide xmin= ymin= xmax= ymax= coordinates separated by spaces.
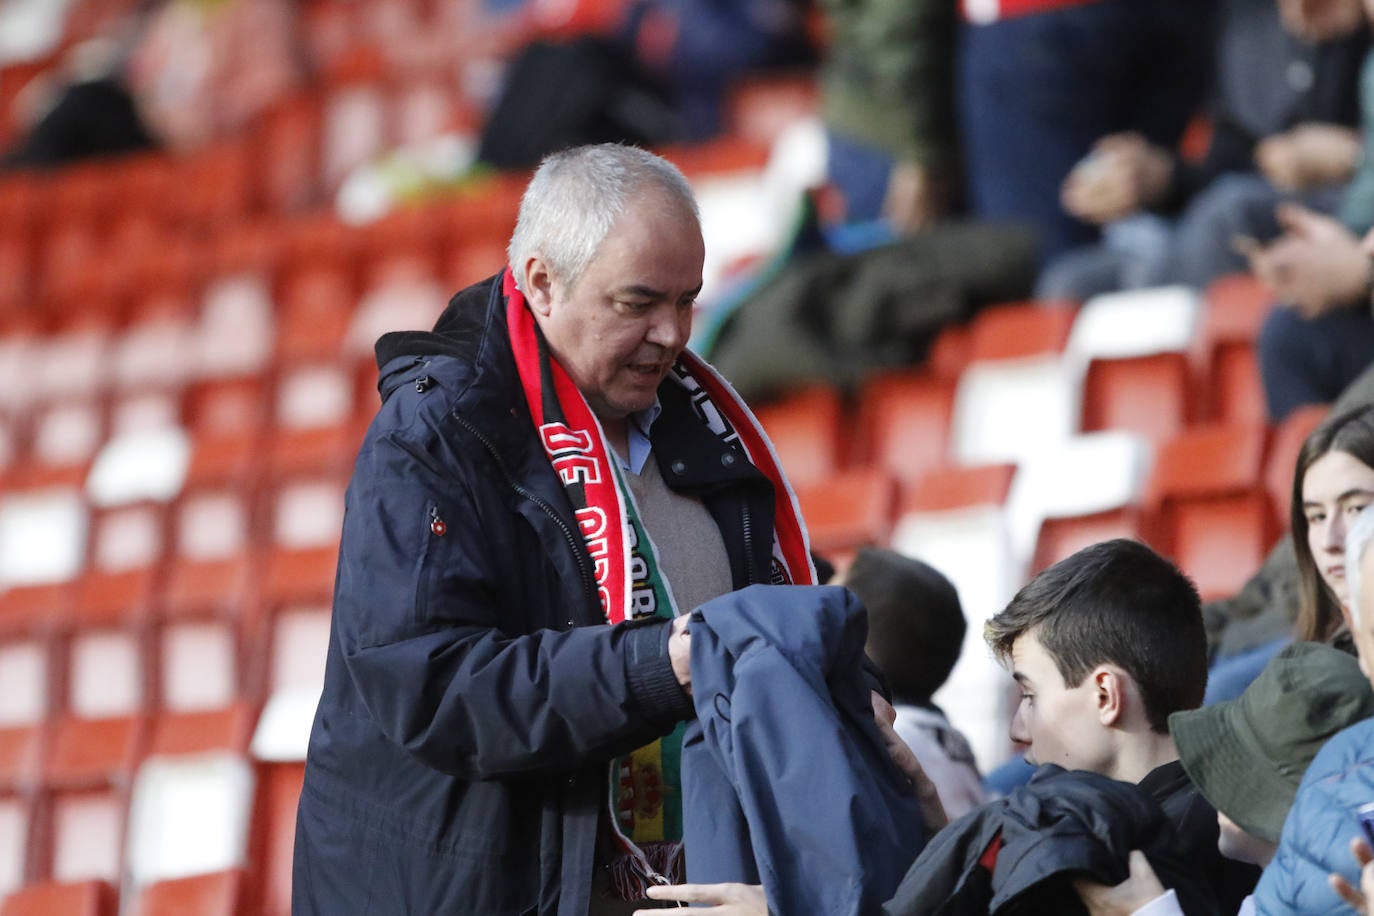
xmin=608 ymin=841 xmax=686 ymax=900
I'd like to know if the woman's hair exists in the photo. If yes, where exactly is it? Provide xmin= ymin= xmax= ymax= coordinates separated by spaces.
xmin=1292 ymin=404 xmax=1374 ymax=642
xmin=507 ymin=143 xmax=698 ymax=291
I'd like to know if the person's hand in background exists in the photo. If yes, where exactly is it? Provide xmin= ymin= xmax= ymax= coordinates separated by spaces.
xmin=1061 ymin=133 xmax=1174 ymax=225
xmin=1255 ymin=123 xmax=1361 ymax=191
xmin=1245 ymin=204 xmax=1370 ymax=317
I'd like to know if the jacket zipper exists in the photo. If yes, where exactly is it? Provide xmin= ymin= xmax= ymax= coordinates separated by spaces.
xmin=452 ymin=414 xmax=599 ymax=617
xmin=740 ymin=500 xmax=756 ymax=585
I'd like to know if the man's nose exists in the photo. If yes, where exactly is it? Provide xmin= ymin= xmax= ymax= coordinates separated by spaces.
xmin=646 ymin=303 xmax=689 ymax=349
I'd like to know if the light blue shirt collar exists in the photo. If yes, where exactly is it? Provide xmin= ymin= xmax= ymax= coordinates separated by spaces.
xmin=615 ymin=399 xmax=662 ymax=474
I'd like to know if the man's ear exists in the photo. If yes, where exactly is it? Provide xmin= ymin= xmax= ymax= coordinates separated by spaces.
xmin=523 ymin=256 xmax=557 ymax=317
xmin=1093 ymin=666 xmax=1127 ymax=727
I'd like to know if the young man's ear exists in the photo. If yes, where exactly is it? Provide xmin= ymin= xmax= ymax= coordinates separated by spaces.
xmin=1092 ymin=666 xmax=1126 ymax=727
xmin=522 ymin=256 xmax=557 ymax=316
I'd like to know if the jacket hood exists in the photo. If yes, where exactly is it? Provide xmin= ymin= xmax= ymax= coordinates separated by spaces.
xmin=373 ymin=272 xmax=504 ymax=401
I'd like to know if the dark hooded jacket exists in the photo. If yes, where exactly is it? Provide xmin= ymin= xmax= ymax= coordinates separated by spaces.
xmin=882 ymin=765 xmax=1221 ymax=916
xmin=292 ymin=273 xmax=785 ymax=916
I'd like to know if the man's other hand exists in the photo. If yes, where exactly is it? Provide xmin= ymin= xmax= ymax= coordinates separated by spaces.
xmin=871 ymin=692 xmax=948 ymax=834
xmin=639 ymin=882 xmax=766 ymax=914
xmin=1074 ymin=850 xmax=1168 ymax=916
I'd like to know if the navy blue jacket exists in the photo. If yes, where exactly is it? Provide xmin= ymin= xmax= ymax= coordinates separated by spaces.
xmin=292 ymin=274 xmax=783 ymax=916
xmin=683 ymin=585 xmax=925 ymax=915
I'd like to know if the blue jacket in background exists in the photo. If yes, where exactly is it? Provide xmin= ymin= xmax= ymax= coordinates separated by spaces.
xmin=683 ymin=584 xmax=925 ymax=915
xmin=1254 ymin=717 xmax=1374 ymax=914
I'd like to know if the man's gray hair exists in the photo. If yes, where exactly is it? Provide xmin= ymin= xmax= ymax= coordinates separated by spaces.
xmin=1346 ymin=505 xmax=1374 ymax=628
xmin=507 ymin=144 xmax=699 ymax=290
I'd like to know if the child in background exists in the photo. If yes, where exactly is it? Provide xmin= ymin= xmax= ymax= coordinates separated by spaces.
xmin=840 ymin=547 xmax=985 ymax=819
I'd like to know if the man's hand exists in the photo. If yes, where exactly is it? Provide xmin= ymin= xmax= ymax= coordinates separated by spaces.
xmin=1061 ymin=133 xmax=1173 ymax=225
xmin=1329 ymin=835 xmax=1374 ymax=914
xmin=1256 ymin=123 xmax=1361 ymax=191
xmin=871 ymin=692 xmax=949 ymax=834
xmin=1246 ymin=204 xmax=1369 ymax=317
xmin=639 ymin=882 xmax=767 ymax=914
xmin=669 ymin=614 xmax=691 ymax=695
xmin=1073 ymin=850 xmax=1167 ymax=916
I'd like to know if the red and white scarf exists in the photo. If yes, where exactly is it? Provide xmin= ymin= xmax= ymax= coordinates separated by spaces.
xmin=504 ymin=269 xmax=815 ymax=893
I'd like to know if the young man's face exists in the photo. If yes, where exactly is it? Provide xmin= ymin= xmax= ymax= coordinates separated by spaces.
xmin=1008 ymin=629 xmax=1111 ymax=773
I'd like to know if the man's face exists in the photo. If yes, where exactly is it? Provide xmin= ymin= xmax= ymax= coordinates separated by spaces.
xmin=1216 ymin=811 xmax=1277 ymax=867
xmin=530 ymin=188 xmax=704 ymax=422
xmin=1008 ymin=630 xmax=1110 ymax=773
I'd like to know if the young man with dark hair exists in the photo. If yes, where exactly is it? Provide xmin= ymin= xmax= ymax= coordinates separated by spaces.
xmin=977 ymin=538 xmax=1257 ymax=913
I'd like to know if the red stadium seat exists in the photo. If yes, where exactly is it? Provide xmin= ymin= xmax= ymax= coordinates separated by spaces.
xmin=855 ymin=371 xmax=955 ymax=488
xmin=1144 ymin=423 xmax=1271 ymax=599
xmin=753 ymin=384 xmax=846 ymax=488
xmin=1264 ymin=402 xmax=1330 ymax=532
xmin=1194 ymin=273 xmax=1275 ymax=423
xmin=794 ymin=468 xmax=896 ymax=560
xmin=126 ymin=869 xmax=244 ymax=916
xmin=0 ymin=878 xmax=116 ymax=916
xmin=1080 ymin=352 xmax=1191 ymax=445
xmin=966 ymin=300 xmax=1076 ymax=363
xmin=247 ymin=762 xmax=305 ymax=916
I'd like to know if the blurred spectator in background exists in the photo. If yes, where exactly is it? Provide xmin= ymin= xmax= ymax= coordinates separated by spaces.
xmin=958 ymin=0 xmax=1215 ymax=265
xmin=841 ymin=548 xmax=986 ymax=819
xmin=477 ymin=0 xmax=814 ymax=170
xmin=1249 ymin=0 xmax=1374 ymax=421
xmin=817 ymin=0 xmax=960 ymax=231
xmin=1038 ymin=0 xmax=1366 ymax=301
xmin=2 ymin=0 xmax=303 ymax=170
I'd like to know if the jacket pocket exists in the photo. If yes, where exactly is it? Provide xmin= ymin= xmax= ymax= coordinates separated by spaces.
xmin=412 ymin=499 xmax=450 ymax=624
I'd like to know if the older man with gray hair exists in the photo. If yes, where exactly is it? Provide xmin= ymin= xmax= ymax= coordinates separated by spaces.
xmin=292 ymin=144 xmax=828 ymax=916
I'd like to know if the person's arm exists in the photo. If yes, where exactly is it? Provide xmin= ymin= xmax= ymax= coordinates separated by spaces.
xmin=333 ymin=432 xmax=692 ymax=779
xmin=820 ymin=0 xmax=958 ymax=228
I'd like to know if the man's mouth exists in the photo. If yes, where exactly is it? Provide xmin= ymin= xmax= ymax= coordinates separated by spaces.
xmin=628 ymin=362 xmax=666 ymax=379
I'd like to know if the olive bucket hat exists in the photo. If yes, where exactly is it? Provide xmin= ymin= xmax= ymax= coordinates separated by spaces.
xmin=1168 ymin=641 xmax=1374 ymax=843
